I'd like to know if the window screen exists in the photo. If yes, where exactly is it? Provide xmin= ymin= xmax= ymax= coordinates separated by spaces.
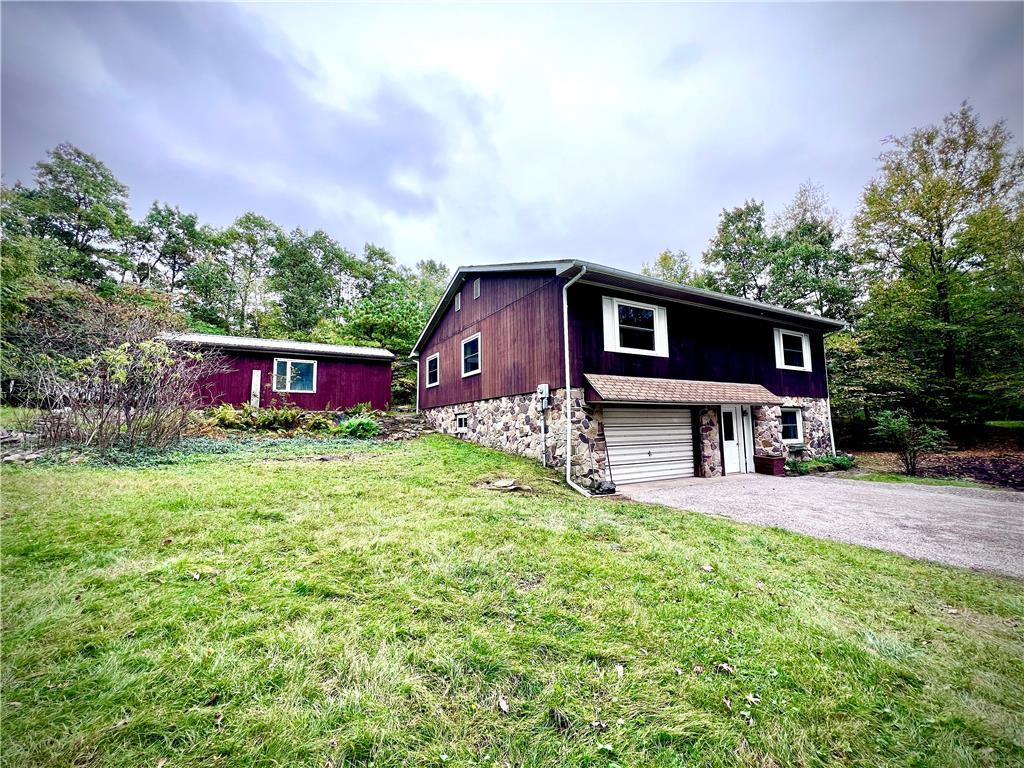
xmin=781 ymin=333 xmax=805 ymax=368
xmin=781 ymin=409 xmax=800 ymax=441
xmin=617 ymin=303 xmax=656 ymax=351
xmin=426 ymin=356 xmax=439 ymax=386
xmin=462 ymin=336 xmax=480 ymax=375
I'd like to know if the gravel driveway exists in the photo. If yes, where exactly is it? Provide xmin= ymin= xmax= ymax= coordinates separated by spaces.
xmin=619 ymin=474 xmax=1024 ymax=578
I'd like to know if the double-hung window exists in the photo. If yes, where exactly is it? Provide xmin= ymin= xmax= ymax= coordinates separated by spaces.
xmin=774 ymin=328 xmax=812 ymax=371
xmin=601 ymin=296 xmax=669 ymax=357
xmin=273 ymin=358 xmax=317 ymax=393
xmin=780 ymin=408 xmax=803 ymax=443
xmin=461 ymin=332 xmax=481 ymax=377
xmin=425 ymin=353 xmax=439 ymax=388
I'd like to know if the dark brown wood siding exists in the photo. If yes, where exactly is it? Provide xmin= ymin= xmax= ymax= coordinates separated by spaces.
xmin=569 ymin=283 xmax=829 ymax=399
xmin=417 ymin=272 xmax=565 ymax=409
xmin=202 ymin=351 xmax=392 ymax=411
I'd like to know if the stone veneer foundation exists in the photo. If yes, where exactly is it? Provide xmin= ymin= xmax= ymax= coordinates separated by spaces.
xmin=425 ymin=393 xmax=834 ymax=489
xmin=422 ymin=388 xmax=609 ymax=487
xmin=754 ymin=397 xmax=834 ymax=459
xmin=698 ymin=406 xmax=722 ymax=477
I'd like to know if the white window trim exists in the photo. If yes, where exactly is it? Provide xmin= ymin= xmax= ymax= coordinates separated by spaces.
xmin=456 ymin=413 xmax=469 ymax=433
xmin=455 ymin=293 xmax=461 ymax=312
xmin=425 ymin=353 xmax=440 ymax=388
xmin=461 ymin=332 xmax=482 ymax=378
xmin=272 ymin=357 xmax=318 ymax=394
xmin=473 ymin=278 xmax=481 ymax=299
xmin=602 ymin=296 xmax=669 ymax=357
xmin=774 ymin=328 xmax=812 ymax=372
xmin=780 ymin=407 xmax=804 ymax=444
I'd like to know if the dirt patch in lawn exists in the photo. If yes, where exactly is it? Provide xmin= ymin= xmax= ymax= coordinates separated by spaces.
xmin=855 ymin=450 xmax=1024 ymax=491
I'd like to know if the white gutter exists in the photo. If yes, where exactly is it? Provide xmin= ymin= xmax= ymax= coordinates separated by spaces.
xmin=562 ymin=266 xmax=592 ymax=497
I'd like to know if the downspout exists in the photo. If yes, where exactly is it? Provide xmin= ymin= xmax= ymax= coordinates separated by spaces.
xmin=562 ymin=266 xmax=591 ymax=496
xmin=822 ymin=329 xmax=839 ymax=456
xmin=414 ymin=357 xmax=420 ymax=414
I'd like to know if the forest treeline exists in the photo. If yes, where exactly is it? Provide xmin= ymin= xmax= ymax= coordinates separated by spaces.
xmin=642 ymin=104 xmax=1023 ymax=436
xmin=3 ymin=103 xmax=1021 ymax=425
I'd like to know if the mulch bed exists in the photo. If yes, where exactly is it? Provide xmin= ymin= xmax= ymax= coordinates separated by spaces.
xmin=855 ymin=450 xmax=1024 ymax=491
xmin=917 ymin=453 xmax=1024 ymax=491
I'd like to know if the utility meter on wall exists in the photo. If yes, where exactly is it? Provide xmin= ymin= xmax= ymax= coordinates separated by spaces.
xmin=536 ymin=383 xmax=550 ymax=410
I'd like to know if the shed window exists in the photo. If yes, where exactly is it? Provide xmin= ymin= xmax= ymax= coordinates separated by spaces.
xmin=456 ymin=413 xmax=469 ymax=433
xmin=462 ymin=333 xmax=481 ymax=377
xmin=601 ymin=296 xmax=669 ymax=357
xmin=425 ymin=353 xmax=439 ymax=388
xmin=473 ymin=278 xmax=481 ymax=299
xmin=455 ymin=293 xmax=461 ymax=312
xmin=781 ymin=408 xmax=803 ymax=443
xmin=774 ymin=328 xmax=812 ymax=371
xmin=273 ymin=358 xmax=317 ymax=393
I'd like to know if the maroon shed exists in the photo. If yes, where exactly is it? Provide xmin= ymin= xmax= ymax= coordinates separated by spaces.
xmin=166 ymin=333 xmax=394 ymax=411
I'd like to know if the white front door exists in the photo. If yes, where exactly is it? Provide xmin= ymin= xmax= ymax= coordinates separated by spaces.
xmin=721 ymin=405 xmax=744 ymax=474
xmin=250 ymin=370 xmax=262 ymax=408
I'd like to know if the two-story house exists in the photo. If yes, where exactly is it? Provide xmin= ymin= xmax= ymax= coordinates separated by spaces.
xmin=411 ymin=260 xmax=844 ymax=492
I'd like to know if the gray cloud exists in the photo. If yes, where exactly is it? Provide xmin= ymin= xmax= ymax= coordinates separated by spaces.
xmin=2 ymin=1 xmax=474 ymax=235
xmin=2 ymin=2 xmax=1021 ymax=271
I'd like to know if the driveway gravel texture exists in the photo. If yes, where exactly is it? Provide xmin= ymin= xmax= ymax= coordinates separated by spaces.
xmin=619 ymin=474 xmax=1024 ymax=578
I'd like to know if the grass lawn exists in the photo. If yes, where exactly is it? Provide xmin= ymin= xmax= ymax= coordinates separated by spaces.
xmin=0 ymin=405 xmax=39 ymax=430
xmin=842 ymin=471 xmax=991 ymax=489
xmin=2 ymin=436 xmax=1023 ymax=767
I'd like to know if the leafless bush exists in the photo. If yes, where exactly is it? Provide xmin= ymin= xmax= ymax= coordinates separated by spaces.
xmin=28 ymin=339 xmax=226 ymax=452
xmin=7 ymin=282 xmax=226 ymax=453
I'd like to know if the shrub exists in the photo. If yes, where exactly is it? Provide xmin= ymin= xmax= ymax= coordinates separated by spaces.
xmin=871 ymin=410 xmax=947 ymax=476
xmin=332 ymin=416 xmax=379 ymax=439
xmin=785 ymin=454 xmax=855 ymax=475
xmin=209 ymin=403 xmax=243 ymax=429
xmin=302 ymin=412 xmax=336 ymax=432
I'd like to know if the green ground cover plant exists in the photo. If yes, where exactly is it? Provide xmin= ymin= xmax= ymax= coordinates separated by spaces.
xmin=785 ymin=455 xmax=855 ymax=475
xmin=2 ymin=436 xmax=1022 ymax=767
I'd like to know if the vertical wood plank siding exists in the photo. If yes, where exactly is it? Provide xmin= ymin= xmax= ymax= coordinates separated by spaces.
xmin=202 ymin=352 xmax=392 ymax=411
xmin=569 ymin=283 xmax=829 ymax=399
xmin=417 ymin=272 xmax=566 ymax=409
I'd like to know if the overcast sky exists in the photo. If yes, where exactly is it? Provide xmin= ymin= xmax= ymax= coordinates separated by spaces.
xmin=2 ymin=2 xmax=1021 ymax=273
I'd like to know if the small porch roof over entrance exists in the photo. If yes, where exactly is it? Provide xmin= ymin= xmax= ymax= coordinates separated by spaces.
xmin=584 ymin=373 xmax=784 ymax=405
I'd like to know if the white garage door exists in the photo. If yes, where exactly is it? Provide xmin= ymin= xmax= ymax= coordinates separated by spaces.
xmin=603 ymin=407 xmax=695 ymax=485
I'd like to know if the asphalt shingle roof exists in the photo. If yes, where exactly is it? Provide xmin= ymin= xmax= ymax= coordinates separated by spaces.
xmin=585 ymin=373 xmax=784 ymax=405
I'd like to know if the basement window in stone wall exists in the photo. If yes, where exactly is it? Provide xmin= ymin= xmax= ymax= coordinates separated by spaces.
xmin=780 ymin=408 xmax=803 ymax=443
xmin=456 ymin=413 xmax=469 ymax=433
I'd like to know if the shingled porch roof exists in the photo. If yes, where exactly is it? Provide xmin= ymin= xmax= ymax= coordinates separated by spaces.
xmin=584 ymin=373 xmax=784 ymax=405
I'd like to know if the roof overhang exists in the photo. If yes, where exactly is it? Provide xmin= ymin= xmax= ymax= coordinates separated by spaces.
xmin=162 ymin=333 xmax=395 ymax=361
xmin=585 ymin=373 xmax=785 ymax=406
xmin=410 ymin=259 xmax=845 ymax=356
